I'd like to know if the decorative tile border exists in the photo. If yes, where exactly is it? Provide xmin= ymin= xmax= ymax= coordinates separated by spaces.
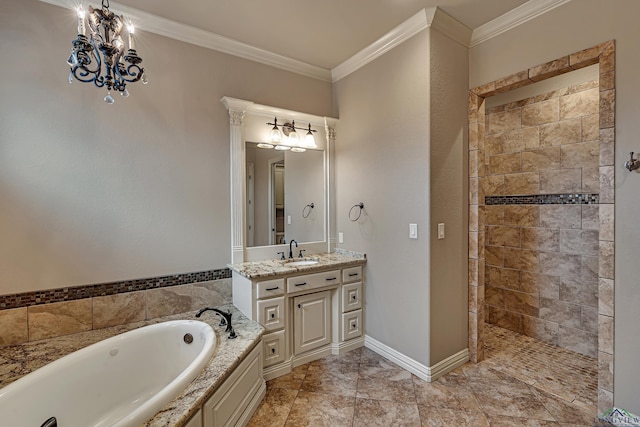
xmin=485 ymin=193 xmax=599 ymax=205
xmin=0 ymin=268 xmax=231 ymax=311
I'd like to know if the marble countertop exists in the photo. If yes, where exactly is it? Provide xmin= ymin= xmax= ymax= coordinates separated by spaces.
xmin=228 ymin=250 xmax=366 ymax=280
xmin=0 ymin=304 xmax=264 ymax=427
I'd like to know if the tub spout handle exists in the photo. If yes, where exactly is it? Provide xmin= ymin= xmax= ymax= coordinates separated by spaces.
xmin=41 ymin=417 xmax=57 ymax=427
xmin=195 ymin=307 xmax=237 ymax=339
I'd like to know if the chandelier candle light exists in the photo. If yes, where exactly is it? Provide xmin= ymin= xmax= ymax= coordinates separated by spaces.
xmin=67 ymin=0 xmax=147 ymax=104
xmin=261 ymin=118 xmax=318 ymax=152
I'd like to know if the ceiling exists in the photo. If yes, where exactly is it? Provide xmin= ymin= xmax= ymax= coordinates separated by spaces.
xmin=115 ymin=0 xmax=529 ymax=70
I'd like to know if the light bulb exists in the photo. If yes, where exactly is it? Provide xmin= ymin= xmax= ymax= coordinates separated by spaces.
xmin=274 ymin=144 xmax=290 ymax=151
xmin=269 ymin=118 xmax=282 ymax=143
xmin=257 ymin=143 xmax=274 ymax=149
xmin=291 ymin=147 xmax=306 ymax=153
xmin=104 ymin=91 xmax=115 ymax=104
xmin=304 ymin=124 xmax=317 ymax=148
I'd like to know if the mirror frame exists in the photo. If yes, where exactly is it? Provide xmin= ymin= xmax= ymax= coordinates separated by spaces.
xmin=221 ymin=96 xmax=337 ymax=263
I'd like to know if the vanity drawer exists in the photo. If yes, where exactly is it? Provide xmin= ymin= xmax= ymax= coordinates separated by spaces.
xmin=342 ymin=282 xmax=362 ymax=312
xmin=287 ymin=269 xmax=340 ymax=293
xmin=263 ymin=330 xmax=285 ymax=367
xmin=257 ymin=278 xmax=285 ymax=299
xmin=343 ymin=266 xmax=362 ymax=283
xmin=341 ymin=309 xmax=363 ymax=341
xmin=257 ymin=296 xmax=285 ymax=331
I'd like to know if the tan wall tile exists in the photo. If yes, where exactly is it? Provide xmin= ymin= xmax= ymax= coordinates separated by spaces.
xmin=598 ymin=315 xmax=614 ymax=355
xmin=485 ymin=245 xmax=504 ymax=267
xmin=598 ymin=278 xmax=614 ymax=317
xmin=599 ymin=204 xmax=614 ymax=241
xmin=485 ymin=205 xmax=504 ymax=225
xmin=485 ymin=285 xmax=504 ymax=307
xmin=599 ymin=46 xmax=615 ymax=74
xmin=561 ymin=141 xmax=599 ymax=169
xmin=522 ymin=228 xmax=559 ymax=251
xmin=559 ymin=229 xmax=599 ymax=256
xmin=582 ymin=167 xmax=600 ymax=193
xmin=528 ymin=56 xmax=571 ymax=82
xmin=487 ymin=306 xmax=521 ymax=333
xmin=599 ymin=166 xmax=615 ymax=204
xmin=558 ymin=325 xmax=597 ymax=358
xmin=504 ymin=205 xmax=539 ymax=227
xmin=504 ymin=248 xmax=539 ymax=272
xmin=504 ymin=172 xmax=539 ymax=195
xmin=486 ymin=133 xmax=504 ymax=156
xmin=540 ymin=205 xmax=582 ymax=229
xmin=521 ymin=147 xmax=561 ymax=172
xmin=488 ymin=266 xmax=521 ymax=290
xmin=539 ymin=169 xmax=581 ymax=193
xmin=192 ymin=279 xmax=233 ymax=311
xmin=469 ymin=149 xmax=479 ymax=177
xmin=539 ymin=118 xmax=581 ymax=147
xmin=489 ymin=152 xmax=521 ymax=175
xmin=582 ymin=256 xmax=600 ymax=283
xmin=504 ymin=290 xmax=539 ymax=317
xmin=28 ymin=299 xmax=92 ymax=341
xmin=599 ymin=90 xmax=615 ymax=128
xmin=146 ymin=284 xmax=193 ymax=319
xmin=484 ymin=175 xmax=505 ymax=196
xmin=559 ymin=278 xmax=597 ymax=308
xmin=600 ymin=128 xmax=615 ymax=166
xmin=599 ymin=241 xmax=614 ymax=280
xmin=472 ymin=80 xmax=497 ymax=97
xmin=469 ymin=120 xmax=478 ymax=151
xmin=521 ymin=272 xmax=559 ymax=299
xmin=582 ymin=205 xmax=599 ymax=231
xmin=569 ymin=44 xmax=603 ymax=69
xmin=559 ymin=88 xmax=599 ymax=120
xmin=488 ymin=225 xmax=521 ymax=247
xmin=93 ymin=291 xmax=146 ymax=329
xmin=487 ymin=109 xmax=521 ymax=134
xmin=540 ymin=298 xmax=582 ymax=328
xmin=0 ymin=308 xmax=28 ymax=346
xmin=522 ymin=316 xmax=558 ymax=345
xmin=582 ymin=305 xmax=599 ymax=334
xmin=539 ymin=252 xmax=581 ymax=279
xmin=581 ymin=115 xmax=599 ymax=141
xmin=495 ymin=70 xmax=531 ymax=92
xmin=599 ymin=71 xmax=614 ymax=92
xmin=522 ymin=99 xmax=559 ymax=127
xmin=598 ymin=351 xmax=614 ymax=392
xmin=469 ymin=177 xmax=479 ymax=204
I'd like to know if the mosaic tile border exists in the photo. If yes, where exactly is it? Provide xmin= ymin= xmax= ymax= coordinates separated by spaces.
xmin=485 ymin=193 xmax=599 ymax=205
xmin=0 ymin=268 xmax=231 ymax=311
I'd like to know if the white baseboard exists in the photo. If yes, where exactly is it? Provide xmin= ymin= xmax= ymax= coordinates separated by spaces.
xmin=364 ymin=335 xmax=469 ymax=382
xmin=332 ymin=337 xmax=365 ymax=355
xmin=291 ymin=346 xmax=333 ymax=368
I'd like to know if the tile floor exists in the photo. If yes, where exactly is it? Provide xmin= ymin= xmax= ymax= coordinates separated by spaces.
xmin=248 ymin=324 xmax=602 ymax=426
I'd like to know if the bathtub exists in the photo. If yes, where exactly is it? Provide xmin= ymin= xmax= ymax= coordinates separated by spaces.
xmin=0 ymin=320 xmax=216 ymax=427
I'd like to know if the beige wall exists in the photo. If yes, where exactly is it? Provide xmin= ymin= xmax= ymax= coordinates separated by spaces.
xmin=469 ymin=0 xmax=640 ymax=414
xmin=0 ymin=0 xmax=332 ymax=295
xmin=334 ymin=27 xmax=468 ymax=367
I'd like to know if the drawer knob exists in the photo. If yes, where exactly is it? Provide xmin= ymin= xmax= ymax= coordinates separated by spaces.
xmin=295 ymin=282 xmax=307 ymax=287
xmin=266 ymin=287 xmax=279 ymax=291
xmin=348 ymin=273 xmax=358 ymax=277
xmin=326 ymin=277 xmax=337 ymax=281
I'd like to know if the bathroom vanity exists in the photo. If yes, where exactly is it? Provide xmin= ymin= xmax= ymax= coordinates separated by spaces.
xmin=230 ymin=252 xmax=366 ymax=380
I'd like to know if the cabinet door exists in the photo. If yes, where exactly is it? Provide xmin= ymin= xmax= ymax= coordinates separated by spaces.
xmin=257 ymin=296 xmax=285 ymax=331
xmin=293 ymin=290 xmax=331 ymax=355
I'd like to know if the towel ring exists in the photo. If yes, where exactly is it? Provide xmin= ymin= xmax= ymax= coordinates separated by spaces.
xmin=349 ymin=202 xmax=364 ymax=222
xmin=302 ymin=203 xmax=314 ymax=218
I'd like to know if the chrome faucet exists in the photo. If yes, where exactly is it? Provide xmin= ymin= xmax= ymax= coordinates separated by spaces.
xmin=195 ymin=307 xmax=237 ymax=339
xmin=288 ymin=239 xmax=298 ymax=259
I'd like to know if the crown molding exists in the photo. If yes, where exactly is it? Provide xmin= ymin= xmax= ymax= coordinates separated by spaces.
xmin=331 ymin=7 xmax=471 ymax=82
xmin=39 ymin=0 xmax=332 ymax=82
xmin=470 ymin=0 xmax=571 ymax=47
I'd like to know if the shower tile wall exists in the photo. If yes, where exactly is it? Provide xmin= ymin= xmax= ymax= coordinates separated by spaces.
xmin=483 ymin=80 xmax=599 ymax=358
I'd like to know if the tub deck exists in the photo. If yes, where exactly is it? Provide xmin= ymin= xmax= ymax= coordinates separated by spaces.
xmin=0 ymin=305 xmax=264 ymax=426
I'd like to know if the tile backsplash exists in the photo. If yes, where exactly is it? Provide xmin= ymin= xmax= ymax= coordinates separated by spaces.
xmin=0 ymin=269 xmax=232 ymax=347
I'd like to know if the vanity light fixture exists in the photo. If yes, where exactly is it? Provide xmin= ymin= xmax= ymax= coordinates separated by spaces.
xmin=264 ymin=117 xmax=318 ymax=151
xmin=67 ymin=0 xmax=147 ymax=104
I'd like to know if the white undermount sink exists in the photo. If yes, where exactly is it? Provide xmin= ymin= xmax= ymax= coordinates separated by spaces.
xmin=286 ymin=259 xmax=319 ymax=266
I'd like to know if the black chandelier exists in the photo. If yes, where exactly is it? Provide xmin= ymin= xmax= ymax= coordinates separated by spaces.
xmin=67 ymin=0 xmax=147 ymax=104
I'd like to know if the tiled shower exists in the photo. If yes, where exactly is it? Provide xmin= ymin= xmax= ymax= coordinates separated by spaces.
xmin=483 ymin=80 xmax=600 ymax=358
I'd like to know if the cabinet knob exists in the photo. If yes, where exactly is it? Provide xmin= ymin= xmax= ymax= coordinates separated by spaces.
xmin=271 ymin=313 xmax=275 ymax=318
xmin=352 ymin=295 xmax=356 ymax=300
xmin=297 ymin=304 xmax=301 ymax=309
xmin=272 ymin=348 xmax=276 ymax=354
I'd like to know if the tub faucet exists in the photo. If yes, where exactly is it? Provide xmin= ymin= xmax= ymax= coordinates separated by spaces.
xmin=40 ymin=417 xmax=57 ymax=427
xmin=195 ymin=307 xmax=237 ymax=339
xmin=289 ymin=239 xmax=298 ymax=259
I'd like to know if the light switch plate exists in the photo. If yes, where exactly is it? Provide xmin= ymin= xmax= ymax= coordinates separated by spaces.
xmin=338 ymin=232 xmax=344 ymax=243
xmin=287 ymin=215 xmax=291 ymax=225
xmin=409 ymin=223 xmax=418 ymax=239
xmin=438 ymin=223 xmax=445 ymax=239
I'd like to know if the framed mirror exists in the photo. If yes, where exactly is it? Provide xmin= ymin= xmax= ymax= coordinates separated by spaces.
xmin=221 ymin=97 xmax=337 ymax=263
